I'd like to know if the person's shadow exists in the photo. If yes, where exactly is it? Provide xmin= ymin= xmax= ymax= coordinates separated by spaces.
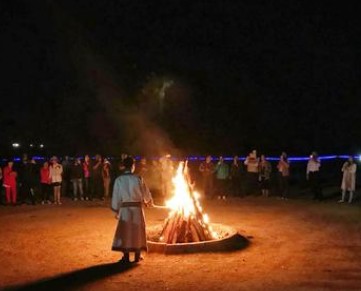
xmin=3 ymin=261 xmax=138 ymax=291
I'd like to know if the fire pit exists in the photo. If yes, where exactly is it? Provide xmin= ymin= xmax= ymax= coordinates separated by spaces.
xmin=147 ymin=161 xmax=248 ymax=254
xmin=147 ymin=223 xmax=246 ymax=254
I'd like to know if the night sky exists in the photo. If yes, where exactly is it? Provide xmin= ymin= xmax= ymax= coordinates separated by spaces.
xmin=1 ymin=1 xmax=360 ymax=157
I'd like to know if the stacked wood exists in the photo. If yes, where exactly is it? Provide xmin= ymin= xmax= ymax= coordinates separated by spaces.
xmin=159 ymin=161 xmax=215 ymax=244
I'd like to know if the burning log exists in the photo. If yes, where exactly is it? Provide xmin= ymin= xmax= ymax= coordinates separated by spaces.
xmin=159 ymin=161 xmax=217 ymax=244
xmin=189 ymin=221 xmax=200 ymax=242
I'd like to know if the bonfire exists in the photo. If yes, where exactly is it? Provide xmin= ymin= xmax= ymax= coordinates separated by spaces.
xmin=159 ymin=161 xmax=219 ymax=244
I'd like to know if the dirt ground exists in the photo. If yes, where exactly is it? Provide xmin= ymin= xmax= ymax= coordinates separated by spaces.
xmin=1 ymin=195 xmax=361 ymax=291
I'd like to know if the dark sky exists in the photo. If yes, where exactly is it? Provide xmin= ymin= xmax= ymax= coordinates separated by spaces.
xmin=1 ymin=1 xmax=361 ymax=157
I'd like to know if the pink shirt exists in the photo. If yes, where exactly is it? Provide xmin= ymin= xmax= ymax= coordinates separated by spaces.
xmin=83 ymin=162 xmax=90 ymax=178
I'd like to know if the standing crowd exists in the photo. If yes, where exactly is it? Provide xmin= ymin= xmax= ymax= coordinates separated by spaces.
xmin=198 ymin=150 xmax=357 ymax=203
xmin=0 ymin=153 xmax=119 ymax=206
xmin=0 ymin=151 xmax=358 ymax=206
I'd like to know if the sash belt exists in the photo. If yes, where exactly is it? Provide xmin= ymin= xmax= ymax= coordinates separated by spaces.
xmin=120 ymin=201 xmax=142 ymax=207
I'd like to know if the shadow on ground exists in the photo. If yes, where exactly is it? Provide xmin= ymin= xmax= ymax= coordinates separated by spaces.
xmin=4 ymin=261 xmax=138 ymax=291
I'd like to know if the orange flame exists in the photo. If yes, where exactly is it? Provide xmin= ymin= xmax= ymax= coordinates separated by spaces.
xmin=164 ymin=161 xmax=219 ymax=240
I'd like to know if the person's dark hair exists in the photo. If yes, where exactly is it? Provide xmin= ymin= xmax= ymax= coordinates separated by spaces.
xmin=123 ymin=156 xmax=135 ymax=169
xmin=311 ymin=151 xmax=318 ymax=161
xmin=281 ymin=152 xmax=288 ymax=163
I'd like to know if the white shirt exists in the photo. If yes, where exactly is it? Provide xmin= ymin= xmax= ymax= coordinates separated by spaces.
xmin=244 ymin=157 xmax=259 ymax=173
xmin=307 ymin=159 xmax=321 ymax=174
xmin=111 ymin=172 xmax=152 ymax=212
xmin=49 ymin=164 xmax=63 ymax=183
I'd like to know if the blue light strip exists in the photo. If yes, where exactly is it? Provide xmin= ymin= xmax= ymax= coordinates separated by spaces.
xmin=190 ymin=155 xmax=354 ymax=162
xmin=1 ymin=155 xmax=358 ymax=163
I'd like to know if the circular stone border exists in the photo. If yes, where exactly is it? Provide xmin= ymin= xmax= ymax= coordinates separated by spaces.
xmin=147 ymin=223 xmax=247 ymax=254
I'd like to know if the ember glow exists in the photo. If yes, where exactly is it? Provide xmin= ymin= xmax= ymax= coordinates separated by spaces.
xmin=159 ymin=161 xmax=219 ymax=243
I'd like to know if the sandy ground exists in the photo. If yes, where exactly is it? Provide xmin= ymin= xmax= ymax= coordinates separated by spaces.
xmin=1 ymin=195 xmax=361 ymax=291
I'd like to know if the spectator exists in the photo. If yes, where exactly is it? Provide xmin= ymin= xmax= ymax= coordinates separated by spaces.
xmin=93 ymin=154 xmax=103 ymax=200
xmin=0 ymin=166 xmax=3 ymax=204
xmin=199 ymin=155 xmax=215 ymax=199
xmin=339 ymin=156 xmax=357 ymax=203
xmin=244 ymin=150 xmax=259 ymax=195
xmin=40 ymin=161 xmax=51 ymax=204
xmin=277 ymin=152 xmax=290 ymax=199
xmin=214 ymin=156 xmax=230 ymax=200
xmin=259 ymin=154 xmax=272 ymax=197
xmin=136 ymin=158 xmax=149 ymax=178
xmin=50 ymin=156 xmax=63 ymax=205
xmin=61 ymin=156 xmax=71 ymax=198
xmin=3 ymin=160 xmax=18 ymax=205
xmin=83 ymin=154 xmax=93 ymax=200
xmin=18 ymin=154 xmax=29 ymax=204
xmin=70 ymin=158 xmax=84 ymax=201
xmin=23 ymin=158 xmax=38 ymax=205
xmin=148 ymin=159 xmax=162 ymax=195
xmin=307 ymin=151 xmax=322 ymax=201
xmin=229 ymin=155 xmax=243 ymax=197
xmin=159 ymin=154 xmax=174 ymax=199
xmin=102 ymin=158 xmax=112 ymax=200
xmin=118 ymin=153 xmax=128 ymax=176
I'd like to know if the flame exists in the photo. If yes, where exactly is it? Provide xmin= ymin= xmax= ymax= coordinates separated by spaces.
xmin=164 ymin=161 xmax=218 ymax=240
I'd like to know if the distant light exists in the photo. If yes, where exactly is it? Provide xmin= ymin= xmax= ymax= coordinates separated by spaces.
xmin=30 ymin=144 xmax=34 ymax=148
xmin=339 ymin=155 xmax=352 ymax=160
xmin=32 ymin=156 xmax=45 ymax=161
xmin=320 ymin=155 xmax=338 ymax=160
xmin=12 ymin=143 xmax=20 ymax=148
xmin=187 ymin=156 xmax=199 ymax=161
xmin=39 ymin=144 xmax=44 ymax=148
